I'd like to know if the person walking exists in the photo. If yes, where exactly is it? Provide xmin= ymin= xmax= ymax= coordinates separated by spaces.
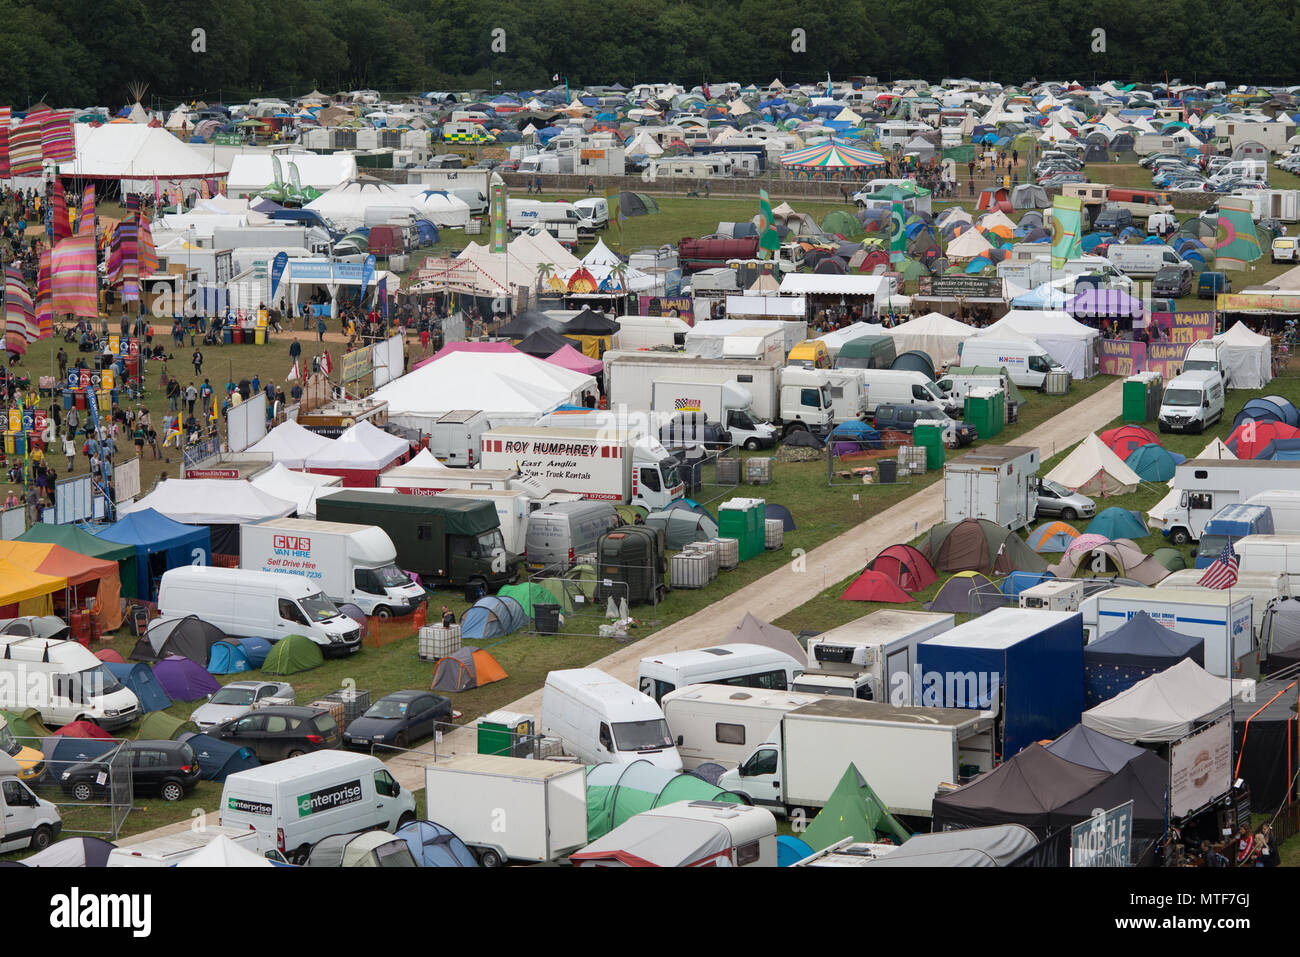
xmin=316 ymin=316 xmax=326 ymax=343
xmin=289 ymin=337 xmax=301 ymax=366
xmin=192 ymin=348 xmax=203 ymax=375
xmin=62 ymin=431 xmax=75 ymax=471
xmin=185 ymin=382 xmax=197 ymax=418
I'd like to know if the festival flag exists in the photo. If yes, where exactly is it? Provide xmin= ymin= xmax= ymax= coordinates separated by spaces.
xmin=1050 ymin=195 xmax=1082 ymax=268
xmin=1198 ymin=542 xmax=1239 ymax=590
xmin=286 ymin=358 xmax=301 ymax=382
xmin=757 ymin=188 xmax=780 ymax=259
xmin=50 ymin=181 xmax=72 ymax=241
xmin=36 ymin=248 xmax=52 ymax=338
xmin=319 ymin=351 xmax=333 ymax=376
xmin=78 ymin=185 xmax=96 ymax=235
xmin=8 ymin=116 xmax=42 ymax=176
xmin=0 ymin=107 xmax=10 ymax=179
xmin=39 ymin=109 xmax=75 ymax=163
xmin=889 ymin=201 xmax=907 ymax=262
xmin=4 ymin=267 xmax=37 ymax=356
xmin=50 ymin=234 xmax=100 ymax=318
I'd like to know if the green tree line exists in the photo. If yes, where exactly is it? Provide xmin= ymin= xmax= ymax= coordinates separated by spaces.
xmin=0 ymin=0 xmax=1297 ymax=108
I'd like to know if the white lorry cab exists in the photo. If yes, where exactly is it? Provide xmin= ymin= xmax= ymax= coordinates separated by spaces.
xmin=637 ymin=643 xmax=803 ymax=703
xmin=157 ymin=566 xmax=364 ymax=656
xmin=0 ymin=753 xmax=61 ymax=852
xmin=0 ymin=636 xmax=141 ymax=731
xmin=1157 ymin=371 xmax=1225 ymax=435
xmin=219 ymin=751 xmax=415 ymax=864
xmin=541 ymin=668 xmax=683 ymax=771
xmin=241 ymin=518 xmax=427 ymax=619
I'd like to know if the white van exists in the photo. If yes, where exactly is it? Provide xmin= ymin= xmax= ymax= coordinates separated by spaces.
xmin=1106 ymin=243 xmax=1187 ymax=278
xmin=1158 ymin=370 xmax=1225 ymax=434
xmin=157 ymin=566 xmax=363 ymax=656
xmin=362 ymin=206 xmax=417 ymax=228
xmin=1182 ymin=339 xmax=1230 ymax=386
xmin=0 ymin=755 xmax=61 ymax=852
xmin=0 ymin=636 xmax=141 ymax=730
xmin=1060 ymin=255 xmax=1133 ymax=290
xmin=541 ymin=668 xmax=683 ymax=770
xmin=524 ymin=501 xmax=619 ymax=571
xmin=573 ymin=197 xmax=609 ymax=229
xmin=637 ymin=643 xmax=803 ymax=703
xmin=660 ymin=684 xmax=830 ymax=769
xmin=109 ymin=824 xmax=277 ymax=866
xmin=858 ymin=368 xmax=953 ymax=415
xmin=958 ymin=339 xmax=1066 ymax=389
xmin=218 ymin=751 xmax=415 ymax=864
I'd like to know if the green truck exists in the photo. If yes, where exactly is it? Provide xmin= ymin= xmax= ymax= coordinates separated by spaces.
xmin=314 ymin=491 xmax=515 ymax=592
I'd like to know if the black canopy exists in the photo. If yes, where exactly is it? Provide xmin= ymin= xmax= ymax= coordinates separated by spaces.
xmin=514 ymin=327 xmax=581 ymax=358
xmin=1045 ymin=724 xmax=1148 ymax=773
xmin=1232 ymin=680 xmax=1299 ymax=809
xmin=495 ymin=310 xmax=563 ymax=339
xmin=1084 ymin=611 xmax=1204 ymax=669
xmin=564 ymin=308 xmax=621 ymax=335
xmin=1052 ymin=750 xmax=1170 ymax=840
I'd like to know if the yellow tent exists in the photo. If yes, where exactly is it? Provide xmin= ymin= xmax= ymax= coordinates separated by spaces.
xmin=0 ymin=559 xmax=67 ymax=617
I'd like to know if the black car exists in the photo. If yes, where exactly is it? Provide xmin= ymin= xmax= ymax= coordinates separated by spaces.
xmin=60 ymin=740 xmax=201 ymax=802
xmin=343 ymin=691 xmax=453 ymax=751
xmin=872 ymin=403 xmax=976 ymax=447
xmin=1152 ymin=266 xmax=1193 ymax=298
xmin=209 ymin=706 xmax=342 ymax=763
xmin=1092 ymin=206 xmax=1132 ymax=232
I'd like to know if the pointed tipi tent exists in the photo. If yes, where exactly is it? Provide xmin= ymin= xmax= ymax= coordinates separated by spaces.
xmin=1044 ymin=434 xmax=1142 ymax=497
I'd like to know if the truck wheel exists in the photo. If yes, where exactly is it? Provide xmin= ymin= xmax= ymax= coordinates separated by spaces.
xmin=478 ymin=849 xmax=503 ymax=868
xmin=373 ymin=606 xmax=392 ymax=620
xmin=744 ymin=438 xmax=761 ymax=451
xmin=160 ymin=780 xmax=185 ymax=802
xmin=31 ymin=825 xmax=53 ymax=851
xmin=72 ymin=782 xmax=94 ymax=802
xmin=292 ymin=846 xmax=312 ymax=866
xmin=1061 ymin=508 xmax=1077 ymax=522
xmin=1171 ymin=528 xmax=1191 ymax=546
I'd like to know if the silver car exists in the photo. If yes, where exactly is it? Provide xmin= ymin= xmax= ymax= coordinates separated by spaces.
xmin=1035 ymin=479 xmax=1096 ymax=522
xmin=190 ymin=681 xmax=295 ymax=730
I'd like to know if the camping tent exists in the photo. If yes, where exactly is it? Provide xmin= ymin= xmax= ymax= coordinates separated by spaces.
xmin=178 ymin=732 xmax=261 ymax=781
xmin=571 ymin=803 xmax=753 ymax=867
xmin=460 ymin=596 xmax=527 ymax=639
xmin=430 ymin=646 xmax=508 ymax=692
xmin=881 ymin=312 xmax=975 ymax=367
xmin=17 ymin=522 xmax=140 ymax=601
xmin=1082 ymin=658 xmax=1252 ymax=743
xmin=866 ymin=543 xmax=938 ymax=592
xmin=131 ymin=614 xmax=227 ymax=665
xmin=261 ymin=633 xmax=325 ymax=675
xmin=103 ymin=662 xmax=172 ymax=713
xmin=919 ymin=518 xmax=1048 ymax=575
xmin=396 ymin=820 xmax=478 ymax=867
xmin=584 ymin=760 xmax=742 ymax=841
xmin=1125 ymin=443 xmax=1179 ymax=482
xmin=839 ymin=570 xmax=914 ymax=603
xmin=1026 ymin=521 xmax=1080 ymax=553
xmin=925 ymin=571 xmax=1003 ymax=615
xmin=1083 ymin=611 xmax=1204 ymax=707
xmin=153 ymin=655 xmax=220 ymax=701
xmin=645 ymin=510 xmax=719 ymax=548
xmin=720 ymin=613 xmax=807 ymax=664
xmin=177 ymin=834 xmax=275 ymax=868
xmin=0 ymin=540 xmax=123 ymax=632
xmin=1044 ymin=434 xmax=1142 ymax=497
xmin=1212 ymin=322 xmax=1273 ymax=390
xmin=208 ymin=640 xmax=252 ymax=675
xmin=1087 ymin=508 xmax=1148 ymax=539
xmin=21 ymin=836 xmax=116 ymax=868
xmin=1050 ymin=539 xmax=1169 ymax=585
xmin=1099 ymin=425 xmax=1160 ymax=461
xmin=95 ymin=509 xmax=211 ymax=601
xmin=305 ymin=830 xmax=418 ymax=867
xmin=302 ymin=420 xmax=410 ymax=487
xmin=1226 ymin=420 xmax=1300 ymax=460
xmin=800 ymin=764 xmax=911 ymax=851
xmin=136 ymin=710 xmax=198 ymax=741
xmin=497 ymin=582 xmax=573 ymax=617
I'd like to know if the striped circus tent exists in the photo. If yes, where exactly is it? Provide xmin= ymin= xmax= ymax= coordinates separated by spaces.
xmin=780 ymin=139 xmax=886 ymax=181
xmin=4 ymin=267 xmax=38 ymax=355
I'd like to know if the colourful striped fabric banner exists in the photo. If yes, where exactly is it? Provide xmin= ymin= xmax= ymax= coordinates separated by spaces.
xmin=36 ymin=248 xmax=52 ymax=338
xmin=4 ymin=267 xmax=36 ymax=356
xmin=50 ymin=180 xmax=72 ymax=241
xmin=78 ymin=185 xmax=96 ymax=235
xmin=40 ymin=109 xmax=75 ymax=163
xmin=51 ymin=234 xmax=99 ymax=318
xmin=0 ymin=107 xmax=10 ymax=179
xmin=8 ymin=116 xmax=42 ymax=176
xmin=138 ymin=217 xmax=157 ymax=278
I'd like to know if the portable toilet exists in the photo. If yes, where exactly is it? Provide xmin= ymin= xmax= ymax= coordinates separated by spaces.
xmin=913 ymin=421 xmax=947 ymax=470
xmin=477 ymin=710 xmax=535 ymax=757
xmin=719 ymin=498 xmax=764 ymax=560
xmin=1122 ymin=372 xmax=1163 ymax=423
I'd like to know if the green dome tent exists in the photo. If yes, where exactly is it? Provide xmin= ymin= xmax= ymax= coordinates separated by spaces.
xmin=1 ymin=708 xmax=52 ymax=741
xmin=1152 ymin=547 xmax=1187 ymax=571
xmin=498 ymin=581 xmax=574 ymax=616
xmin=136 ymin=711 xmax=198 ymax=741
xmin=261 ymin=634 xmax=325 ymax=675
xmin=585 ymin=760 xmax=743 ymax=842
xmin=821 ymin=210 xmax=864 ymax=239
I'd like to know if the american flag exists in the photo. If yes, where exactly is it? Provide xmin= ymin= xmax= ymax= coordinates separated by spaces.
xmin=1198 ymin=541 xmax=1239 ymax=590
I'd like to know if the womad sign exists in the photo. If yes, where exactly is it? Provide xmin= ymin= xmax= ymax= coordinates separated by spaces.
xmin=1098 ymin=311 xmax=1215 ymax=377
xmin=639 ymin=296 xmax=694 ymax=322
xmin=1148 ymin=311 xmax=1216 ymax=345
xmin=1098 ymin=339 xmax=1147 ymax=377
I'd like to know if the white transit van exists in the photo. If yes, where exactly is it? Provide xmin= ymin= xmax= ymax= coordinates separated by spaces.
xmin=524 ymin=501 xmax=619 ymax=571
xmin=858 ymin=368 xmax=953 ymax=415
xmin=541 ymin=668 xmax=683 ymax=771
xmin=157 ymin=566 xmax=363 ymax=656
xmin=0 ymin=636 xmax=141 ymax=730
xmin=1106 ymin=243 xmax=1187 ymax=278
xmin=573 ymin=196 xmax=609 ymax=229
xmin=240 ymin=518 xmax=427 ymax=619
xmin=637 ymin=643 xmax=803 ymax=703
xmin=1158 ymin=370 xmax=1225 ymax=434
xmin=958 ymin=339 xmax=1066 ymax=389
xmin=0 ymin=754 xmax=61 ymax=852
xmin=218 ymin=751 xmax=415 ymax=864
xmin=1181 ymin=339 xmax=1230 ymax=386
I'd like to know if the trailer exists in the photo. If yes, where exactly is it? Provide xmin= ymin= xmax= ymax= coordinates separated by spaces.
xmin=942 ymin=445 xmax=1040 ymax=531
xmin=424 ymin=755 xmax=587 ymax=866
xmin=1093 ymin=586 xmax=1253 ymax=678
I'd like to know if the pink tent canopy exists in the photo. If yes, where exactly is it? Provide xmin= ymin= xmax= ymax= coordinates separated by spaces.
xmin=413 ymin=340 xmax=517 ymax=372
xmin=546 ymin=344 xmax=603 ymax=374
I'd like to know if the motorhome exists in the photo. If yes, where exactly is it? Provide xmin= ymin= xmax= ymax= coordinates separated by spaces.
xmin=1150 ymin=460 xmax=1300 ymax=544
xmin=637 ymin=643 xmax=803 ymax=703
xmin=660 ymin=685 xmax=831 ymax=769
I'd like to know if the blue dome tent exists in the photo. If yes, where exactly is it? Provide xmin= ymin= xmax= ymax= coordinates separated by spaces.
xmin=103 ymin=662 xmax=172 ymax=713
xmin=235 ymin=637 xmax=273 ymax=669
xmin=1086 ymin=508 xmax=1148 ymax=539
xmin=1124 ymin=444 xmax=1180 ymax=482
xmin=178 ymin=732 xmax=261 ymax=782
xmin=396 ymin=820 xmax=478 ymax=867
xmin=460 ymin=596 xmax=527 ymax=640
xmin=207 ymin=640 xmax=252 ymax=675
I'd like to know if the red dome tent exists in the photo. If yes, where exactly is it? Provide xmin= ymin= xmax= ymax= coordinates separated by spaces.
xmin=867 ymin=543 xmax=938 ymax=592
xmin=1226 ymin=421 xmax=1300 ymax=460
xmin=839 ymin=570 xmax=914 ymax=603
xmin=1099 ymin=426 xmax=1160 ymax=461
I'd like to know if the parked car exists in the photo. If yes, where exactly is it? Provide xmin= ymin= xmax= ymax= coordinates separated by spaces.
xmin=208 ymin=706 xmax=342 ymax=763
xmin=1034 ymin=479 xmax=1096 ymax=522
xmin=872 ymin=403 xmax=976 ymax=447
xmin=191 ymin=680 xmax=296 ymax=730
xmin=1273 ymin=237 xmax=1298 ymax=263
xmin=342 ymin=691 xmax=453 ymax=751
xmin=1152 ymin=266 xmax=1194 ymax=298
xmin=61 ymin=740 xmax=201 ymax=803
xmin=1092 ymin=206 xmax=1133 ymax=232
xmin=1038 ymin=172 xmax=1086 ymax=188
xmin=1140 ymin=152 xmax=1181 ymax=169
xmin=1198 ymin=271 xmax=1231 ymax=299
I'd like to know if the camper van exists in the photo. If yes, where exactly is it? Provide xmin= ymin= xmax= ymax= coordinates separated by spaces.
xmin=0 ymin=636 xmax=141 ymax=730
xmin=1106 ymin=243 xmax=1187 ymax=279
xmin=660 ymin=685 xmax=832 ymax=769
xmin=637 ymin=643 xmax=803 ymax=703
xmin=157 ymin=566 xmax=364 ymax=656
xmin=957 ymin=339 xmax=1066 ymax=390
xmin=541 ymin=668 xmax=683 ymax=770
xmin=1158 ymin=371 xmax=1225 ymax=434
xmin=218 ymin=751 xmax=415 ymax=864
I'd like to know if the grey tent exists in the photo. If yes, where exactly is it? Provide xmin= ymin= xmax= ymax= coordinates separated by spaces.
xmin=306 ymin=830 xmax=418 ymax=867
xmin=645 ymin=509 xmax=719 ymax=548
xmin=1009 ymin=184 xmax=1050 ymax=210
xmin=722 ymin=612 xmax=806 ymax=663
xmin=782 ymin=429 xmax=824 ymax=449
xmin=1261 ymin=596 xmax=1300 ymax=673
xmin=925 ymin=571 xmax=1005 ymax=615
xmin=130 ymin=615 xmax=227 ymax=665
xmin=1043 ymin=723 xmax=1149 ymax=773
xmin=890 ymin=350 xmax=936 ymax=380
xmin=862 ymin=823 xmax=1038 ymax=867
xmin=0 ymin=616 xmax=70 ymax=639
xmin=496 ymin=310 xmax=564 ymax=338
xmin=21 ymin=836 xmax=117 ymax=867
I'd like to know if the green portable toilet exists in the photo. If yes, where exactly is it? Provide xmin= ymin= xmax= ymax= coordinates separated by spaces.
xmin=988 ymin=391 xmax=1005 ymax=437
xmin=477 ymin=710 xmax=535 ymax=757
xmin=719 ymin=498 xmax=763 ymax=561
xmin=1122 ymin=372 xmax=1163 ymax=423
xmin=963 ymin=389 xmax=994 ymax=440
xmin=913 ymin=422 xmax=946 ymax=470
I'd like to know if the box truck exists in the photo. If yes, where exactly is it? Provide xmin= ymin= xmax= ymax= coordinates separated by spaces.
xmin=660 ymin=685 xmax=832 ymax=769
xmin=717 ymin=699 xmax=997 ymax=817
xmin=1194 ymin=504 xmax=1275 ymax=568
xmin=1234 ymin=534 xmax=1300 ymax=589
xmin=650 ymin=380 xmax=777 ymax=450
xmin=1150 ymin=460 xmax=1300 ymax=544
xmin=916 ymin=608 xmax=1085 ymax=757
xmin=1093 ymin=586 xmax=1254 ymax=677
xmin=942 ymin=446 xmax=1040 ymax=531
xmin=604 ymin=351 xmax=834 ymax=437
xmin=795 ymin=610 xmax=956 ymax=703
xmin=478 ymin=426 xmax=684 ymax=511
xmin=419 ymin=409 xmax=490 ymax=466
xmin=240 ymin=518 xmax=428 ymax=619
xmin=1156 ymin=569 xmax=1288 ymax=638
xmin=314 ymin=490 xmax=514 ymax=591
xmin=424 ymin=755 xmax=588 ymax=867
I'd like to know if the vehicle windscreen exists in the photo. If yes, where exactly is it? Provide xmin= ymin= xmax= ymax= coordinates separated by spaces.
xmin=1163 ymin=388 xmax=1203 ymax=407
xmin=1042 ymin=480 xmax=1073 ymax=497
xmin=0 ymin=722 xmax=19 ymax=756
xmin=80 ymin=665 xmax=124 ymax=697
xmin=612 ymin=719 xmax=674 ymax=751
xmin=659 ymin=458 xmax=681 ymax=489
xmin=1183 ymin=360 xmax=1217 ymax=373
xmin=835 ymin=355 xmax=870 ymax=369
xmin=300 ymin=592 xmax=342 ymax=622
xmin=363 ymin=699 xmax=409 ymax=719
xmin=729 ymin=409 xmax=757 ymax=431
xmin=374 ymin=564 xmax=412 ymax=587
xmin=211 ymin=687 xmax=257 ymax=707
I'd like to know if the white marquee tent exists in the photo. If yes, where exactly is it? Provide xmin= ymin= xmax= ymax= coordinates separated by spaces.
xmin=1211 ymin=322 xmax=1273 ymax=390
xmin=1044 ymin=433 xmax=1142 ymax=497
xmin=1082 ymin=659 xmax=1254 ymax=743
xmin=119 ymin=479 xmax=296 ymax=525
xmin=979 ymin=310 xmax=1100 ymax=378
xmin=247 ymin=420 xmax=335 ymax=468
xmin=883 ymin=311 xmax=976 ymax=367
xmin=249 ymin=462 xmax=342 ymax=518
